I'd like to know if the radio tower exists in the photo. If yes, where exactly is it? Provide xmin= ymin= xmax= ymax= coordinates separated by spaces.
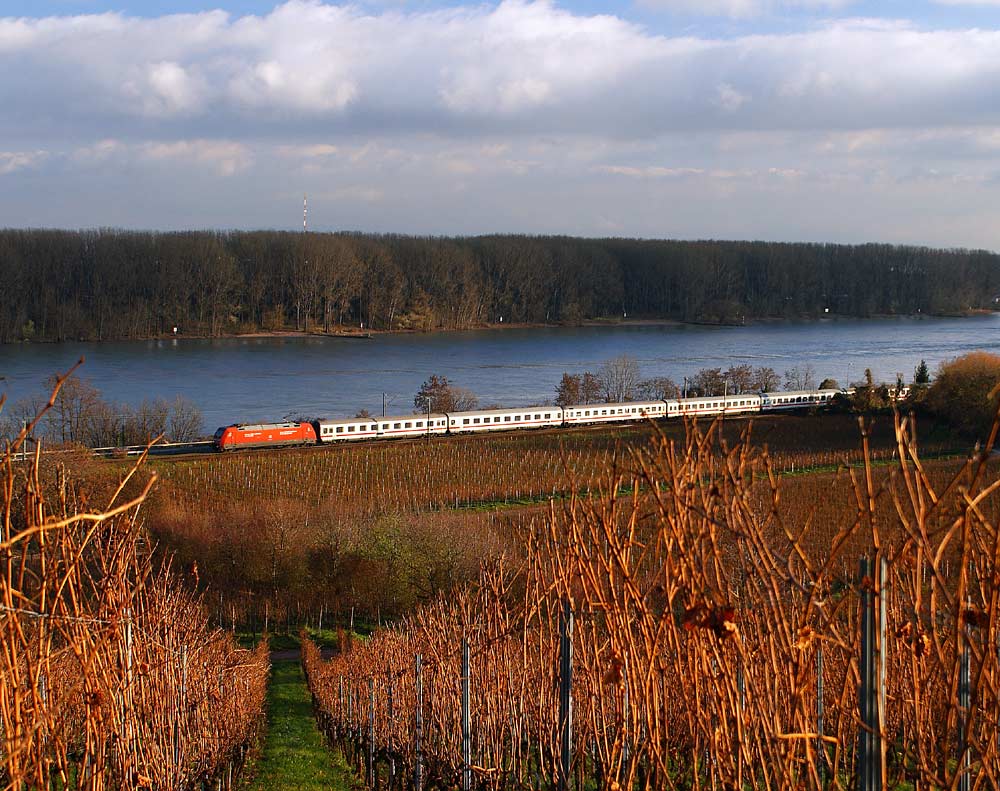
xmin=303 ymin=194 xmax=308 ymax=232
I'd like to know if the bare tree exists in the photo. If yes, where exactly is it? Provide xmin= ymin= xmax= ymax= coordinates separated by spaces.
xmin=598 ymin=355 xmax=640 ymax=403
xmin=126 ymin=398 xmax=170 ymax=445
xmin=554 ymin=374 xmax=582 ymax=406
xmin=690 ymin=367 xmax=726 ymax=397
xmin=637 ymin=377 xmax=679 ymax=400
xmin=752 ymin=366 xmax=781 ymax=392
xmin=725 ymin=364 xmax=755 ymax=394
xmin=580 ymin=372 xmax=601 ymax=404
xmin=784 ymin=364 xmax=817 ymax=391
xmin=168 ymin=396 xmax=204 ymax=442
xmin=414 ymin=375 xmax=478 ymax=413
xmin=44 ymin=374 xmax=102 ymax=445
xmin=449 ymin=387 xmax=479 ymax=411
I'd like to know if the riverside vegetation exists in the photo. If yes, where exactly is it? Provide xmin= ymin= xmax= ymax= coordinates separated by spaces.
xmin=3 ymin=229 xmax=999 ymax=342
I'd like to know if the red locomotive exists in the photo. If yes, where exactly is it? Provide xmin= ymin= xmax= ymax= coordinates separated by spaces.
xmin=212 ymin=421 xmax=317 ymax=451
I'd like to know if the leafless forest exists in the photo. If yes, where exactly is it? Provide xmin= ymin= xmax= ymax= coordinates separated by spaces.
xmin=3 ymin=229 xmax=998 ymax=342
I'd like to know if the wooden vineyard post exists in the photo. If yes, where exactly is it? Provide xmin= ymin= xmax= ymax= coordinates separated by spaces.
xmin=958 ymin=601 xmax=971 ymax=791
xmin=387 ymin=672 xmax=396 ymax=790
xmin=558 ymin=600 xmax=574 ymax=791
xmin=462 ymin=637 xmax=471 ymax=791
xmin=368 ymin=676 xmax=376 ymax=788
xmin=414 ymin=653 xmax=424 ymax=791
xmin=857 ymin=555 xmax=886 ymax=791
xmin=817 ymin=642 xmax=826 ymax=788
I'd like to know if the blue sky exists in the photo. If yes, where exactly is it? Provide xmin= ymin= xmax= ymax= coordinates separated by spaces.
xmin=2 ymin=0 xmax=1000 ymax=247
xmin=8 ymin=1 xmax=999 ymax=34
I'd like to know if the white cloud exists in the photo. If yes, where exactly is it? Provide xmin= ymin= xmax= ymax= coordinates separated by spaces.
xmin=714 ymin=83 xmax=750 ymax=112
xmin=72 ymin=139 xmax=125 ymax=163
xmin=276 ymin=143 xmax=340 ymax=157
xmin=140 ymin=61 xmax=207 ymax=116
xmin=0 ymin=150 xmax=46 ymax=175
xmin=1 ymin=3 xmax=1000 ymax=249
xmin=139 ymin=140 xmax=253 ymax=176
xmin=6 ymin=2 xmax=998 ymax=142
xmin=598 ymin=165 xmax=705 ymax=178
xmin=636 ymin=0 xmax=856 ymax=18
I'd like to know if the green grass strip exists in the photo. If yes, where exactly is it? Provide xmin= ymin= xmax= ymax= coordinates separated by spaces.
xmin=246 ymin=660 xmax=360 ymax=791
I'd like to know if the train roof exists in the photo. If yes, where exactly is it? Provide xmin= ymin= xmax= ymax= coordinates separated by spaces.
xmin=445 ymin=406 xmax=561 ymax=419
xmin=563 ymin=400 xmax=665 ymax=410
xmin=760 ymin=389 xmax=839 ymax=398
xmin=674 ymin=393 xmax=761 ymax=402
xmin=222 ymin=421 xmax=307 ymax=431
xmin=364 ymin=413 xmax=448 ymax=423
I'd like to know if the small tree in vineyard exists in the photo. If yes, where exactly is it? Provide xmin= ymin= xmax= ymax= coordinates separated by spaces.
xmin=555 ymin=373 xmax=582 ymax=406
xmin=414 ymin=374 xmax=478 ymax=413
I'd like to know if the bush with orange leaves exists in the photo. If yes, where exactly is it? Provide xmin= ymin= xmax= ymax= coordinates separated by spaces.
xmin=0 ymin=368 xmax=269 ymax=791
xmin=924 ymin=350 xmax=1000 ymax=436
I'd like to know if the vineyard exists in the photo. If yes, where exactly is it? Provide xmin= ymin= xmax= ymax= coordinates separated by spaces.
xmin=302 ymin=415 xmax=1000 ymax=790
xmin=139 ymin=412 xmax=969 ymax=628
xmin=0 ymin=377 xmax=270 ymax=790
xmin=152 ymin=413 xmax=965 ymax=516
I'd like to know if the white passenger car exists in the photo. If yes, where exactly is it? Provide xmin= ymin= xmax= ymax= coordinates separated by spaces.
xmin=315 ymin=417 xmax=380 ymax=442
xmin=374 ymin=413 xmax=449 ymax=439
xmin=563 ymin=400 xmax=667 ymax=425
xmin=674 ymin=394 xmax=762 ymax=417
xmin=759 ymin=389 xmax=838 ymax=412
xmin=447 ymin=407 xmax=562 ymax=433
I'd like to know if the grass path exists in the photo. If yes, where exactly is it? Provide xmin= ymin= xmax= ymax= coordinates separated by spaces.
xmin=245 ymin=659 xmax=360 ymax=791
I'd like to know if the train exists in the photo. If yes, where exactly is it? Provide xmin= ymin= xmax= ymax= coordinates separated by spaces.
xmin=212 ymin=385 xmax=873 ymax=451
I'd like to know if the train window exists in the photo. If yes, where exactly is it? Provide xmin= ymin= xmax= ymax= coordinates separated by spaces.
xmin=347 ymin=426 xmax=355 ymax=432
xmin=371 ymin=425 xmax=377 ymax=431
xmin=391 ymin=422 xmax=399 ymax=429
xmin=415 ymin=421 xmax=423 ymax=428
xmin=504 ymin=416 xmax=511 ymax=422
xmin=495 ymin=417 xmax=501 ymax=423
xmin=533 ymin=413 xmax=540 ymax=420
xmin=404 ymin=422 xmax=412 ymax=428
xmin=545 ymin=413 xmax=551 ymax=419
xmin=473 ymin=418 xmax=480 ymax=424
xmin=585 ymin=411 xmax=590 ymax=416
xmin=463 ymin=419 xmax=470 ymax=425
xmin=336 ymin=426 xmax=344 ymax=433
xmin=381 ymin=424 xmax=388 ymax=430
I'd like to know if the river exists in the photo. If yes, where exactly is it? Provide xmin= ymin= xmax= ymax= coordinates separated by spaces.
xmin=2 ymin=316 xmax=998 ymax=431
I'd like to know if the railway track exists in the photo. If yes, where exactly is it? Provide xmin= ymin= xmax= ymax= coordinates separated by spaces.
xmin=92 ymin=411 xmax=770 ymax=464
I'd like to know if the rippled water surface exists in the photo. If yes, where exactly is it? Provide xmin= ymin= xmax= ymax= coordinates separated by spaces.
xmin=2 ymin=316 xmax=998 ymax=429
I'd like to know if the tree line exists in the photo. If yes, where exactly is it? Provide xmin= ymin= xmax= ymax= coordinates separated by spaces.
xmin=0 ymin=374 xmax=203 ymax=447
xmin=552 ymin=357 xmax=811 ymax=405
xmin=2 ymin=228 xmax=998 ymax=342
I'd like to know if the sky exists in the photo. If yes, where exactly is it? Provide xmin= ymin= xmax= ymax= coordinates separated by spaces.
xmin=2 ymin=0 xmax=1000 ymax=248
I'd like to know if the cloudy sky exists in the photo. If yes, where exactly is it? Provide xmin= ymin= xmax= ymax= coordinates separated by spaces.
xmin=2 ymin=0 xmax=1000 ymax=248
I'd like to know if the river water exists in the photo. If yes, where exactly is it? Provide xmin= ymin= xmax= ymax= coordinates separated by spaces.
xmin=2 ymin=316 xmax=999 ymax=431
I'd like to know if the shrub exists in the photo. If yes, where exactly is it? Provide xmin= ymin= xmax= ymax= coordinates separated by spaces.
xmin=924 ymin=351 xmax=1000 ymax=436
